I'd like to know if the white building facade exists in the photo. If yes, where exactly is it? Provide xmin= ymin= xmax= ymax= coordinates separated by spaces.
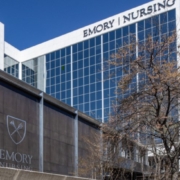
xmin=1 ymin=0 xmax=179 ymax=122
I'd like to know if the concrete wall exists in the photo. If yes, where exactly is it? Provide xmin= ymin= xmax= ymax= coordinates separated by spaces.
xmin=0 ymin=80 xmax=40 ymax=171
xmin=43 ymin=102 xmax=75 ymax=174
xmin=0 ymin=167 xmax=94 ymax=180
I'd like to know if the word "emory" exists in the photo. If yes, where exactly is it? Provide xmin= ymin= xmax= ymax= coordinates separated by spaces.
xmin=84 ymin=19 xmax=115 ymax=38
xmin=0 ymin=149 xmax=33 ymax=164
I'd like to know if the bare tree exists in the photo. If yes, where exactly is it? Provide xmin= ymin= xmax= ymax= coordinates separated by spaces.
xmin=78 ymin=123 xmax=148 ymax=180
xmin=107 ymin=27 xmax=180 ymax=180
xmin=79 ymin=20 xmax=180 ymax=180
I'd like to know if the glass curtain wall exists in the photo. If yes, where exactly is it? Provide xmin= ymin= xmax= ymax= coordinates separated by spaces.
xmin=4 ymin=55 xmax=19 ymax=78
xmin=22 ymin=59 xmax=38 ymax=87
xmin=21 ymin=9 xmax=176 ymax=123
xmin=22 ymin=56 xmax=44 ymax=91
xmin=72 ymin=36 xmax=102 ymax=120
xmin=102 ymin=24 xmax=136 ymax=122
xmin=45 ymin=47 xmax=71 ymax=105
xmin=137 ymin=10 xmax=176 ymax=144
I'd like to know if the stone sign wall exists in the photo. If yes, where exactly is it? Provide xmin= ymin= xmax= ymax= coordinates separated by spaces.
xmin=0 ymin=71 xmax=100 ymax=176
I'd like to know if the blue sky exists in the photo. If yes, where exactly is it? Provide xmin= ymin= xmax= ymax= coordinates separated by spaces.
xmin=0 ymin=0 xmax=150 ymax=50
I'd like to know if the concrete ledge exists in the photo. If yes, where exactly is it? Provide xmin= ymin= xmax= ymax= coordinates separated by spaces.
xmin=0 ymin=167 xmax=94 ymax=180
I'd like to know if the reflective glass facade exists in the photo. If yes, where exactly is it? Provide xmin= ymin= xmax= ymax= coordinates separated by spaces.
xmin=46 ymin=47 xmax=71 ymax=105
xmin=72 ymin=36 xmax=102 ymax=120
xmin=103 ymin=24 xmax=136 ymax=122
xmin=4 ymin=55 xmax=19 ymax=78
xmin=20 ymin=9 xmax=176 ymax=122
xmin=137 ymin=10 xmax=177 ymax=144
xmin=22 ymin=56 xmax=44 ymax=91
xmin=22 ymin=59 xmax=37 ymax=87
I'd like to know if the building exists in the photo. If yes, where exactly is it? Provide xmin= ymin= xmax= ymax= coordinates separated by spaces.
xmin=1 ymin=0 xmax=179 ymax=124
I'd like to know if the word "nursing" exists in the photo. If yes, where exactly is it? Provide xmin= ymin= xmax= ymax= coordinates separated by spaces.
xmin=123 ymin=0 xmax=176 ymax=23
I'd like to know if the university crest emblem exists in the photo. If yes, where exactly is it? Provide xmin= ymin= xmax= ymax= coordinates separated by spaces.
xmin=7 ymin=115 xmax=26 ymax=145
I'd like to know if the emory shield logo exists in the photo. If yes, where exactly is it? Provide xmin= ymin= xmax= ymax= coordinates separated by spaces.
xmin=7 ymin=115 xmax=26 ymax=145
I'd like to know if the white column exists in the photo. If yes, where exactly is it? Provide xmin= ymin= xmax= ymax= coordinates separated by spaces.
xmin=37 ymin=56 xmax=45 ymax=91
xmin=133 ymin=146 xmax=139 ymax=162
xmin=43 ymin=56 xmax=46 ymax=92
xmin=18 ymin=62 xmax=22 ymax=80
xmin=0 ymin=23 xmax=4 ymax=70
xmin=71 ymin=46 xmax=73 ymax=107
xmin=101 ymin=35 xmax=104 ymax=123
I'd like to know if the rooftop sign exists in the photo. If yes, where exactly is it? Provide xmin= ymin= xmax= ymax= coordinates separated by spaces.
xmin=83 ymin=0 xmax=176 ymax=38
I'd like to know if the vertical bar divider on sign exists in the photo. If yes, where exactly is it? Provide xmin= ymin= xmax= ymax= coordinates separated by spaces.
xmin=39 ymin=92 xmax=44 ymax=172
